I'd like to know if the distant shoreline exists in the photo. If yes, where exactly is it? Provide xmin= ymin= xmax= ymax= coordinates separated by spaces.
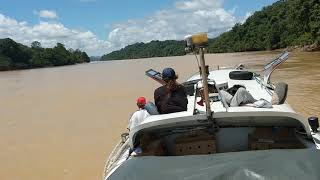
xmin=286 ymin=43 xmax=320 ymax=52
xmin=1 ymin=45 xmax=318 ymax=72
xmin=0 ymin=62 xmax=89 ymax=72
xmin=99 ymin=47 xmax=319 ymax=62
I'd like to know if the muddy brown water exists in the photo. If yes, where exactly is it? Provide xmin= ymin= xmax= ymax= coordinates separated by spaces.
xmin=0 ymin=51 xmax=319 ymax=180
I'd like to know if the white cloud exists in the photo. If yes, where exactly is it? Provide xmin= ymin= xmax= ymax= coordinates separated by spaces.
xmin=105 ymin=0 xmax=239 ymax=51
xmin=176 ymin=0 xmax=224 ymax=10
xmin=0 ymin=13 xmax=111 ymax=55
xmin=34 ymin=10 xmax=58 ymax=19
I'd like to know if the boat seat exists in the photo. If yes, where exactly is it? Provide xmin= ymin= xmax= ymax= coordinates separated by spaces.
xmin=272 ymin=82 xmax=288 ymax=105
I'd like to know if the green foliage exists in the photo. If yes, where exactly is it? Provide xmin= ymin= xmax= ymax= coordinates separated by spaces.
xmin=101 ymin=40 xmax=186 ymax=61
xmin=0 ymin=39 xmax=90 ymax=71
xmin=208 ymin=0 xmax=320 ymax=53
xmin=31 ymin=41 xmax=42 ymax=49
xmin=0 ymin=55 xmax=11 ymax=70
xmin=0 ymin=38 xmax=32 ymax=68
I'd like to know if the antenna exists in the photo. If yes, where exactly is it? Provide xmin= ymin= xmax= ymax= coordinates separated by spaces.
xmin=185 ymin=33 xmax=212 ymax=118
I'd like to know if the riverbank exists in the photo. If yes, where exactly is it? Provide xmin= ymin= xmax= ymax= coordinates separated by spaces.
xmin=286 ymin=43 xmax=320 ymax=52
xmin=100 ymin=47 xmax=319 ymax=62
xmin=0 ymin=62 xmax=90 ymax=72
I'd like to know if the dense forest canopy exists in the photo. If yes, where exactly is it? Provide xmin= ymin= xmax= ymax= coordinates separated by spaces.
xmin=101 ymin=40 xmax=186 ymax=61
xmin=101 ymin=0 xmax=320 ymax=61
xmin=0 ymin=38 xmax=90 ymax=71
xmin=208 ymin=0 xmax=320 ymax=53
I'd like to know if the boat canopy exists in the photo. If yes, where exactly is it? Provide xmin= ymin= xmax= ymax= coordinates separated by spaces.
xmin=108 ymin=149 xmax=320 ymax=180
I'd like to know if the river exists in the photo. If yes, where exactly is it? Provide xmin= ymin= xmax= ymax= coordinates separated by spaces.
xmin=0 ymin=51 xmax=319 ymax=180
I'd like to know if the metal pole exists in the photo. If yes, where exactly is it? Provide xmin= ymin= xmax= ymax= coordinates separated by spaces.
xmin=199 ymin=48 xmax=212 ymax=117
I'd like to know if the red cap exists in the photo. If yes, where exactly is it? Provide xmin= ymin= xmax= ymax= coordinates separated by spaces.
xmin=137 ymin=97 xmax=146 ymax=105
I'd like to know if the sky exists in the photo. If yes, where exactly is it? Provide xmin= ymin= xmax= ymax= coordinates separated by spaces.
xmin=0 ymin=0 xmax=277 ymax=56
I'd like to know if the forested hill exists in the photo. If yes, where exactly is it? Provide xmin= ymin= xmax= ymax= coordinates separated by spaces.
xmin=101 ymin=40 xmax=186 ymax=61
xmin=101 ymin=0 xmax=320 ymax=60
xmin=208 ymin=0 xmax=320 ymax=53
xmin=0 ymin=38 xmax=90 ymax=71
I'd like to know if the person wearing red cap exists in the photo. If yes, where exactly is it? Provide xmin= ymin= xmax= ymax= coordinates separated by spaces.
xmin=128 ymin=97 xmax=150 ymax=130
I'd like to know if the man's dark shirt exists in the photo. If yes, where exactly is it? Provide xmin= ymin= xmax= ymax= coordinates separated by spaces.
xmin=154 ymin=85 xmax=188 ymax=114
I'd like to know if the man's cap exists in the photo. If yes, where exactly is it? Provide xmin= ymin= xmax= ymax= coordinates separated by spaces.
xmin=162 ymin=67 xmax=177 ymax=80
xmin=137 ymin=97 xmax=146 ymax=105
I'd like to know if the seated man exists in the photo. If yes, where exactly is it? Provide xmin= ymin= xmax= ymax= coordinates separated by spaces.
xmin=154 ymin=68 xmax=188 ymax=114
xmin=128 ymin=97 xmax=150 ymax=130
xmin=220 ymin=85 xmax=256 ymax=107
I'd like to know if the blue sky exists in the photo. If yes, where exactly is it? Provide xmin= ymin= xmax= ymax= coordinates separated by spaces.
xmin=0 ymin=0 xmax=277 ymax=55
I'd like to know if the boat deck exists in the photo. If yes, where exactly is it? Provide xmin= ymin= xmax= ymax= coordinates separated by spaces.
xmin=188 ymin=69 xmax=296 ymax=114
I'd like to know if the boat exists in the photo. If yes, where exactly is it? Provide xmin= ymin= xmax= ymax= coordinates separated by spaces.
xmin=103 ymin=33 xmax=320 ymax=180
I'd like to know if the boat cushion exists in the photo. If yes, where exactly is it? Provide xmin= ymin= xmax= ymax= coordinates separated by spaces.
xmin=229 ymin=71 xmax=253 ymax=80
xmin=273 ymin=82 xmax=288 ymax=105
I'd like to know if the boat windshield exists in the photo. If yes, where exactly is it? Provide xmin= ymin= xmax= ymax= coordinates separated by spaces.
xmin=131 ymin=124 xmax=307 ymax=157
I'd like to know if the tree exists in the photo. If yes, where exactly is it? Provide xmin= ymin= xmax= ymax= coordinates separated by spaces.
xmin=31 ymin=41 xmax=42 ymax=49
xmin=101 ymin=40 xmax=186 ymax=61
xmin=52 ymin=43 xmax=70 ymax=66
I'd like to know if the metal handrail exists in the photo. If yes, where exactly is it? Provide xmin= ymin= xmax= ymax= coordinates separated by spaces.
xmin=253 ymin=73 xmax=274 ymax=96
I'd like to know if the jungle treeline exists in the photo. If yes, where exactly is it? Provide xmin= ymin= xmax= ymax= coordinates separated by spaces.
xmin=101 ymin=40 xmax=186 ymax=61
xmin=0 ymin=38 xmax=90 ymax=71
